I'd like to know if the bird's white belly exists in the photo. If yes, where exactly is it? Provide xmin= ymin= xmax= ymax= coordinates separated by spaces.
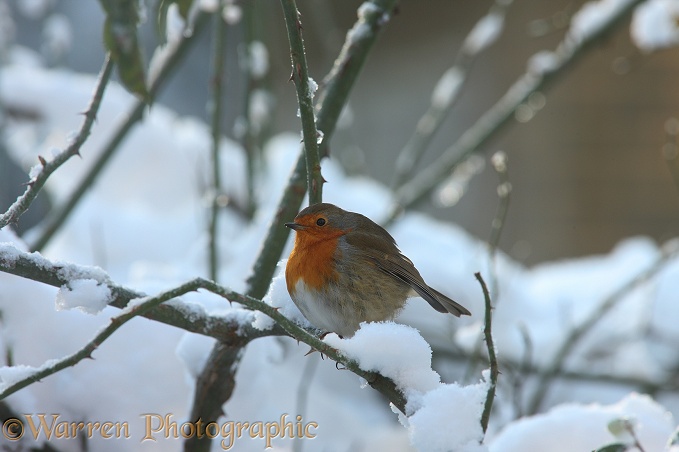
xmin=293 ymin=279 xmax=351 ymax=336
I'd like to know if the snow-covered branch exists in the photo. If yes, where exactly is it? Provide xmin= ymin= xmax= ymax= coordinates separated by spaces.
xmin=0 ymin=243 xmax=408 ymax=412
xmin=0 ymin=243 xmax=284 ymax=341
xmin=392 ymin=0 xmax=646 ymax=214
xmin=0 ymin=279 xmax=204 ymax=399
xmin=392 ymin=0 xmax=511 ymax=189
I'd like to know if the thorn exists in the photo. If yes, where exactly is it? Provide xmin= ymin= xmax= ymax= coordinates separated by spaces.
xmin=81 ymin=109 xmax=97 ymax=123
xmin=304 ymin=347 xmax=317 ymax=356
xmin=38 ymin=155 xmax=47 ymax=166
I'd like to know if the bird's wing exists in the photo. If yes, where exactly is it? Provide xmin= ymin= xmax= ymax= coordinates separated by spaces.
xmin=345 ymin=233 xmax=470 ymax=317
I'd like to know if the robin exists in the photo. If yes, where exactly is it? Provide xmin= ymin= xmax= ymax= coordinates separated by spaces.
xmin=285 ymin=203 xmax=471 ymax=337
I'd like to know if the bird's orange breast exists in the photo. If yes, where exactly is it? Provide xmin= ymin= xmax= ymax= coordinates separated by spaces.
xmin=286 ymin=231 xmax=344 ymax=295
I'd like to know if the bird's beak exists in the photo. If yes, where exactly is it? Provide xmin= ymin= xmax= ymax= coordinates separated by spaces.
xmin=285 ymin=222 xmax=305 ymax=231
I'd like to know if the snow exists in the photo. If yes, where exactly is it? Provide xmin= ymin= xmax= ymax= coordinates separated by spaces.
xmin=42 ymin=13 xmax=72 ymax=60
xmin=408 ymin=379 xmax=489 ymax=452
xmin=325 ymin=322 xmax=441 ymax=395
xmin=199 ymin=0 xmax=219 ymax=13
xmin=175 ymin=333 xmax=216 ymax=380
xmin=1 ymin=8 xmax=679 ymax=449
xmin=248 ymin=89 xmax=273 ymax=134
xmin=55 ymin=278 xmax=112 ymax=314
xmin=462 ymin=10 xmax=505 ymax=55
xmin=248 ymin=41 xmax=269 ymax=79
xmin=0 ymin=364 xmax=40 ymax=392
xmin=307 ymin=76 xmax=318 ymax=98
xmin=490 ymin=393 xmax=674 ymax=452
xmin=222 ymin=3 xmax=243 ymax=25
xmin=348 ymin=1 xmax=384 ymax=42
xmin=16 ymin=0 xmax=51 ymax=19
xmin=631 ymin=0 xmax=679 ymax=52
xmin=528 ymin=50 xmax=559 ymax=75
xmin=569 ymin=0 xmax=634 ymax=42
xmin=164 ymin=4 xmax=186 ymax=44
xmin=436 ymin=154 xmax=485 ymax=207
xmin=431 ymin=67 xmax=464 ymax=109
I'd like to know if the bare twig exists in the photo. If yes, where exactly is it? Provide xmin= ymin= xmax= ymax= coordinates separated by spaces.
xmin=475 ymin=272 xmax=498 ymax=435
xmin=488 ymin=151 xmax=510 ymax=261
xmin=280 ymin=0 xmax=323 ymax=205
xmin=390 ymin=0 xmax=646 ymax=217
xmin=240 ymin=1 xmax=262 ymax=219
xmin=526 ymin=241 xmax=679 ymax=414
xmin=0 ymin=55 xmax=115 ymax=230
xmin=207 ymin=6 xmax=227 ymax=283
xmin=188 ymin=10 xmax=232 ymax=449
xmin=463 ymin=152 xmax=510 ymax=383
xmin=29 ymin=11 xmax=211 ymax=252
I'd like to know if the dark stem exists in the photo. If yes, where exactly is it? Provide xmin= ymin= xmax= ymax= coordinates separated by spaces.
xmin=475 ymin=272 xmax=498 ymax=435
xmin=208 ymin=7 xmax=227 ymax=283
xmin=279 ymin=0 xmax=323 ymax=205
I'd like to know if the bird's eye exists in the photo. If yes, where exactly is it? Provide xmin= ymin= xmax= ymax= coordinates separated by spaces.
xmin=316 ymin=218 xmax=326 ymax=226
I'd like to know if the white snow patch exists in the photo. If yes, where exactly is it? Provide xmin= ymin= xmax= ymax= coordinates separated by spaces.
xmin=631 ymin=0 xmax=679 ymax=52
xmin=408 ymin=377 xmax=489 ymax=452
xmin=324 ymin=322 xmax=440 ymax=395
xmin=55 ymin=279 xmax=112 ymax=314
xmin=463 ymin=11 xmax=504 ymax=55
xmin=431 ymin=67 xmax=464 ymax=109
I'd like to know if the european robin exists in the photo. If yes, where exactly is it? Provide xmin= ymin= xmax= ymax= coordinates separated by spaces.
xmin=285 ymin=203 xmax=471 ymax=337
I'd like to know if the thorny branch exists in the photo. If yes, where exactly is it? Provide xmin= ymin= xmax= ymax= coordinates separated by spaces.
xmin=0 ymin=55 xmax=115 ymax=230
xmin=29 ymin=10 xmax=211 ymax=252
xmin=280 ymin=0 xmax=323 ymax=205
xmin=0 ymin=245 xmax=407 ymax=413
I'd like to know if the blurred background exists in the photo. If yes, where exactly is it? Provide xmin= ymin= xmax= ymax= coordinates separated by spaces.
xmin=2 ymin=0 xmax=678 ymax=265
